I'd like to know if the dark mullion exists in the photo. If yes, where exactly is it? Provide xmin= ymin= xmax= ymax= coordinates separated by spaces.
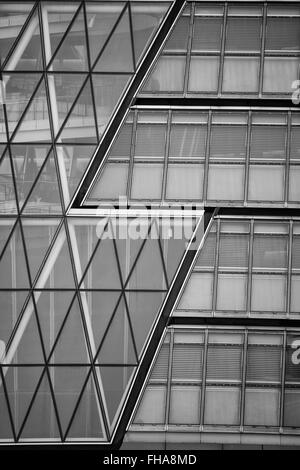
xmin=18 ymin=146 xmax=54 ymax=215
xmin=7 ymin=75 xmax=44 ymax=144
xmin=0 ymin=365 xmax=17 ymax=442
xmin=92 ymin=293 xmax=123 ymax=363
xmin=156 ymin=224 xmax=170 ymax=291
xmin=53 ymin=74 xmax=90 ymax=143
xmin=0 ymin=68 xmax=21 ymax=216
xmin=91 ymin=3 xmax=128 ymax=72
xmin=123 ymin=220 xmax=155 ymax=289
xmin=183 ymin=1 xmax=194 ymax=96
xmin=111 ymin=232 xmax=139 ymax=363
xmin=128 ymin=2 xmax=137 ymax=72
xmin=126 ymin=109 xmax=138 ymax=199
xmin=77 ymin=221 xmax=109 ymax=289
xmin=16 ymin=367 xmax=47 ymax=441
xmin=62 ymin=366 xmax=93 ymax=441
xmin=30 ymin=291 xmax=64 ymax=441
xmin=46 ymin=291 xmax=79 ymax=364
xmin=0 ymin=213 xmax=19 ymax=266
xmin=82 ymin=1 xmax=100 ymax=144
xmin=244 ymin=110 xmax=252 ymax=205
xmin=1 ymin=2 xmax=38 ymax=72
xmin=258 ymin=3 xmax=267 ymax=97
xmin=28 ymin=218 xmax=64 ymax=291
xmin=46 ymin=2 xmax=84 ymax=72
xmin=217 ymin=2 xmax=227 ymax=96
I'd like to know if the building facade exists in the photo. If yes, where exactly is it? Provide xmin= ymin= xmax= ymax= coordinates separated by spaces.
xmin=0 ymin=0 xmax=299 ymax=450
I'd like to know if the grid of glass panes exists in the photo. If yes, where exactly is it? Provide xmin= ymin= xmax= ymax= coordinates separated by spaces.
xmin=140 ymin=2 xmax=300 ymax=97
xmin=0 ymin=1 xmax=170 ymax=213
xmin=86 ymin=108 xmax=300 ymax=205
xmin=132 ymin=327 xmax=300 ymax=430
xmin=0 ymin=214 xmax=195 ymax=442
xmin=176 ymin=217 xmax=300 ymax=317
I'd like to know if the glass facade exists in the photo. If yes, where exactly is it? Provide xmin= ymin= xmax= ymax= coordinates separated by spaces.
xmin=140 ymin=2 xmax=300 ymax=97
xmin=87 ymin=109 xmax=300 ymax=206
xmin=128 ymin=327 xmax=300 ymax=433
xmin=174 ymin=216 xmax=300 ymax=318
xmin=0 ymin=0 xmax=300 ymax=450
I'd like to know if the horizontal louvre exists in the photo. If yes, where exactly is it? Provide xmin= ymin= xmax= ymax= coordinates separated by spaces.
xmin=135 ymin=125 xmax=166 ymax=157
xmin=172 ymin=344 xmax=203 ymax=380
xmin=165 ymin=16 xmax=190 ymax=51
xmin=150 ymin=344 xmax=169 ymax=381
xmin=196 ymin=233 xmax=216 ymax=267
xmin=226 ymin=17 xmax=262 ymax=51
xmin=206 ymin=346 xmax=242 ymax=381
xmin=218 ymin=234 xmax=249 ymax=267
xmin=210 ymin=125 xmax=247 ymax=159
xmin=285 ymin=346 xmax=300 ymax=382
xmin=266 ymin=18 xmax=300 ymax=51
xmin=192 ymin=17 xmax=223 ymax=51
xmin=291 ymin=127 xmax=300 ymax=159
xmin=292 ymin=237 xmax=300 ymax=269
xmin=246 ymin=346 xmax=281 ymax=382
xmin=109 ymin=123 xmax=132 ymax=157
xmin=253 ymin=235 xmax=288 ymax=269
xmin=169 ymin=125 xmax=206 ymax=158
xmin=250 ymin=127 xmax=286 ymax=160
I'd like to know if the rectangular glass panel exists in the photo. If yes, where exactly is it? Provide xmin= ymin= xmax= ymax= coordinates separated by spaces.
xmin=131 ymin=163 xmax=163 ymax=199
xmin=263 ymin=58 xmax=299 ymax=94
xmin=223 ymin=57 xmax=259 ymax=93
xmin=216 ymin=273 xmax=247 ymax=311
xmin=244 ymin=388 xmax=280 ymax=426
xmin=248 ymin=165 xmax=285 ymax=201
xmin=169 ymin=386 xmax=200 ymax=425
xmin=166 ymin=163 xmax=204 ymax=200
xmin=204 ymin=387 xmax=240 ymax=425
xmin=143 ymin=56 xmax=185 ymax=93
xmin=207 ymin=164 xmax=244 ymax=201
xmin=188 ymin=56 xmax=219 ymax=93
xmin=251 ymin=274 xmax=286 ymax=312
xmin=178 ymin=272 xmax=213 ymax=310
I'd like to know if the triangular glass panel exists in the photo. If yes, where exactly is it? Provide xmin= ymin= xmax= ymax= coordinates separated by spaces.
xmin=66 ymin=371 xmax=105 ymax=440
xmin=10 ymin=144 xmax=51 ymax=210
xmin=0 ymin=218 xmax=16 ymax=259
xmin=44 ymin=3 xmax=80 ymax=65
xmin=21 ymin=218 xmax=61 ymax=283
xmin=126 ymin=221 xmax=168 ymax=290
xmin=3 ymin=74 xmax=42 ymax=138
xmin=96 ymin=296 xmax=137 ymax=365
xmin=0 ymin=150 xmax=17 ymax=214
xmin=51 ymin=6 xmax=88 ymax=72
xmin=19 ymin=371 xmax=61 ymax=440
xmin=86 ymin=2 xmax=125 ymax=67
xmin=100 ymin=365 xmax=135 ymax=428
xmin=0 ymin=220 xmax=30 ymax=288
xmin=82 ymin=237 xmax=122 ymax=290
xmin=126 ymin=291 xmax=164 ymax=357
xmin=49 ymin=365 xmax=90 ymax=436
xmin=0 ymin=3 xmax=34 ymax=67
xmin=158 ymin=219 xmax=192 ymax=286
xmin=8 ymin=296 xmax=45 ymax=364
xmin=83 ymin=291 xmax=121 ymax=354
xmin=130 ymin=2 xmax=169 ymax=65
xmin=49 ymin=294 xmax=89 ymax=364
xmin=49 ymin=73 xmax=88 ymax=134
xmin=4 ymin=366 xmax=44 ymax=437
xmin=36 ymin=223 xmax=76 ymax=289
xmin=55 ymin=144 xmax=95 ymax=207
xmin=4 ymin=10 xmax=43 ymax=71
xmin=33 ymin=290 xmax=76 ymax=357
xmin=21 ymin=151 xmax=63 ymax=215
xmin=0 ymin=374 xmax=14 ymax=439
xmin=94 ymin=7 xmax=134 ymax=73
xmin=0 ymin=290 xmax=30 ymax=348
xmin=92 ymin=74 xmax=131 ymax=138
xmin=12 ymin=78 xmax=52 ymax=143
xmin=59 ymin=78 xmax=97 ymax=144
